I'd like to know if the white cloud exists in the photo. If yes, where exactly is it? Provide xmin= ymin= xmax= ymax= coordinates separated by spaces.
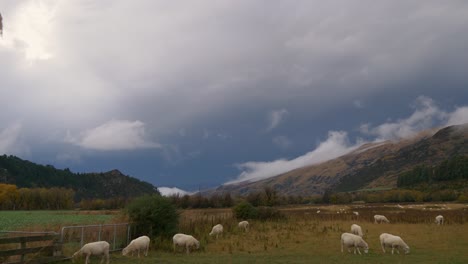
xmin=66 ymin=120 xmax=160 ymax=151
xmin=446 ymin=106 xmax=468 ymax=126
xmin=158 ymin=187 xmax=191 ymax=197
xmin=0 ymin=123 xmax=22 ymax=154
xmin=267 ymin=109 xmax=288 ymax=131
xmin=360 ymin=96 xmax=447 ymax=141
xmin=272 ymin=136 xmax=292 ymax=149
xmin=227 ymin=131 xmax=362 ymax=184
xmin=227 ymin=96 xmax=468 ymax=185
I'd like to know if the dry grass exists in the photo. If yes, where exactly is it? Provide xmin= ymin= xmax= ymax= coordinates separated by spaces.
xmin=2 ymin=204 xmax=468 ymax=263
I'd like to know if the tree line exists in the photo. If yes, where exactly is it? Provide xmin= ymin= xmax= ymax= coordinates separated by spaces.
xmin=397 ymin=155 xmax=468 ymax=187
xmin=0 ymin=184 xmax=74 ymax=210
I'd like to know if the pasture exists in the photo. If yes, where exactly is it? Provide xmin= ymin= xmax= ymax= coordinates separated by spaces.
xmin=0 ymin=210 xmax=117 ymax=231
xmin=1 ymin=204 xmax=468 ymax=263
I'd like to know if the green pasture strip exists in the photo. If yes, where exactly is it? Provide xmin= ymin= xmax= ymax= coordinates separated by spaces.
xmin=0 ymin=211 xmax=115 ymax=231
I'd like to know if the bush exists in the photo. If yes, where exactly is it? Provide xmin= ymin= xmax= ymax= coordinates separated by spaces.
xmin=125 ymin=195 xmax=179 ymax=239
xmin=256 ymin=206 xmax=285 ymax=221
xmin=233 ymin=201 xmax=257 ymax=220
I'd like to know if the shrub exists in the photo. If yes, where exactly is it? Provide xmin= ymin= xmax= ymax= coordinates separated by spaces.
xmin=125 ymin=194 xmax=179 ymax=239
xmin=256 ymin=206 xmax=285 ymax=221
xmin=233 ymin=201 xmax=257 ymax=219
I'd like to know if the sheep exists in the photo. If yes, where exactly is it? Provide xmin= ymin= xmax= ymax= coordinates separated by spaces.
xmin=435 ymin=215 xmax=444 ymax=225
xmin=72 ymin=241 xmax=109 ymax=264
xmin=122 ymin=235 xmax=150 ymax=258
xmin=379 ymin=233 xmax=410 ymax=254
xmin=173 ymin=233 xmax=200 ymax=254
xmin=340 ymin=233 xmax=369 ymax=255
xmin=374 ymin=214 xmax=390 ymax=224
xmin=350 ymin=224 xmax=363 ymax=237
xmin=238 ymin=220 xmax=249 ymax=232
xmin=209 ymin=224 xmax=223 ymax=239
xmin=316 ymin=210 xmax=321 ymax=214
xmin=353 ymin=211 xmax=359 ymax=216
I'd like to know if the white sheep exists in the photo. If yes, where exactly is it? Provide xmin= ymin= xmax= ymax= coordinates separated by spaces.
xmin=209 ymin=224 xmax=223 ymax=239
xmin=379 ymin=233 xmax=410 ymax=254
xmin=340 ymin=233 xmax=369 ymax=255
xmin=173 ymin=233 xmax=200 ymax=254
xmin=353 ymin=211 xmax=359 ymax=216
xmin=435 ymin=215 xmax=444 ymax=225
xmin=122 ymin=235 xmax=150 ymax=257
xmin=316 ymin=210 xmax=321 ymax=214
xmin=374 ymin=214 xmax=390 ymax=224
xmin=72 ymin=241 xmax=109 ymax=264
xmin=238 ymin=221 xmax=249 ymax=232
xmin=350 ymin=224 xmax=363 ymax=237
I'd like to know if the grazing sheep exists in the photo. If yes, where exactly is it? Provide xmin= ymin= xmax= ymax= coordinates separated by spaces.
xmin=122 ymin=235 xmax=150 ymax=257
xmin=350 ymin=224 xmax=363 ymax=237
xmin=209 ymin=224 xmax=223 ymax=239
xmin=316 ymin=210 xmax=321 ymax=214
xmin=435 ymin=215 xmax=444 ymax=225
xmin=72 ymin=241 xmax=109 ymax=264
xmin=340 ymin=233 xmax=369 ymax=255
xmin=238 ymin=221 xmax=249 ymax=232
xmin=374 ymin=214 xmax=390 ymax=224
xmin=173 ymin=233 xmax=200 ymax=254
xmin=379 ymin=233 xmax=410 ymax=254
xmin=353 ymin=211 xmax=359 ymax=216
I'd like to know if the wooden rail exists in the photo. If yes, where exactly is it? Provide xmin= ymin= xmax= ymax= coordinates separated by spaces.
xmin=0 ymin=234 xmax=64 ymax=264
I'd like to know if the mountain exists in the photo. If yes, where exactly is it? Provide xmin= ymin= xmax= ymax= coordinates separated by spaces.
xmin=208 ymin=123 xmax=468 ymax=196
xmin=0 ymin=155 xmax=158 ymax=200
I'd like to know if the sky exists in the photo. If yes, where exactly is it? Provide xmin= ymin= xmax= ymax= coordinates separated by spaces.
xmin=1 ymin=1 xmax=468 ymax=196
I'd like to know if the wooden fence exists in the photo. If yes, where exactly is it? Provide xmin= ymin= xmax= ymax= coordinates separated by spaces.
xmin=0 ymin=233 xmax=64 ymax=264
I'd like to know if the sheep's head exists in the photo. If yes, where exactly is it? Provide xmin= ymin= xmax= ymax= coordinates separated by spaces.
xmin=122 ymin=247 xmax=130 ymax=256
xmin=362 ymin=241 xmax=369 ymax=254
xmin=195 ymin=240 xmax=200 ymax=249
xmin=404 ymin=246 xmax=410 ymax=254
xmin=71 ymin=251 xmax=81 ymax=263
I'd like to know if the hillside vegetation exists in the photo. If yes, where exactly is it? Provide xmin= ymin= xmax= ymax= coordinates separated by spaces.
xmin=0 ymin=155 xmax=158 ymax=200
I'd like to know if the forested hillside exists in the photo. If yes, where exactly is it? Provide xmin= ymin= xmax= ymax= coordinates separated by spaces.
xmin=0 ymin=155 xmax=158 ymax=200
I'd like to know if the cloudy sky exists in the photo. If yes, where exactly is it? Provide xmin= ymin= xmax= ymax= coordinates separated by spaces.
xmin=1 ymin=1 xmax=468 ymax=195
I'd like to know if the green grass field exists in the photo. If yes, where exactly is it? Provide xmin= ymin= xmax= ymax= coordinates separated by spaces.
xmin=1 ymin=204 xmax=468 ymax=263
xmin=0 ymin=210 xmax=117 ymax=231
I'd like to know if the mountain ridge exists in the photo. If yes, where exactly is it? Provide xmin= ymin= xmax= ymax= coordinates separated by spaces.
xmin=205 ymin=124 xmax=468 ymax=196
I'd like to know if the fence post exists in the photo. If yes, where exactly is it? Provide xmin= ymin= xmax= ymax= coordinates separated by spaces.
xmin=127 ymin=225 xmax=131 ymax=245
xmin=98 ymin=224 xmax=102 ymax=241
xmin=81 ymin=227 xmax=84 ymax=247
xmin=20 ymin=240 xmax=26 ymax=262
xmin=113 ymin=225 xmax=117 ymax=250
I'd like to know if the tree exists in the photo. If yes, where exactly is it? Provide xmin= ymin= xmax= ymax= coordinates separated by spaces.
xmin=125 ymin=195 xmax=179 ymax=239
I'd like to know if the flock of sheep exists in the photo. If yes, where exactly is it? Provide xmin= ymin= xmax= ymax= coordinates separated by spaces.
xmin=70 ymin=220 xmax=250 ymax=263
xmin=340 ymin=214 xmax=444 ymax=255
xmin=70 ymin=212 xmax=446 ymax=263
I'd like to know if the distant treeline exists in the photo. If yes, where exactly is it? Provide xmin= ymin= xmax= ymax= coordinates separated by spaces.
xmin=397 ymin=155 xmax=468 ymax=187
xmin=169 ymin=187 xmax=319 ymax=208
xmin=0 ymin=184 xmax=74 ymax=210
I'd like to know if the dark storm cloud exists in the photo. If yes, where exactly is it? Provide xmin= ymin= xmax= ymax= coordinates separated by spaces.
xmin=1 ymin=1 xmax=468 ymax=190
